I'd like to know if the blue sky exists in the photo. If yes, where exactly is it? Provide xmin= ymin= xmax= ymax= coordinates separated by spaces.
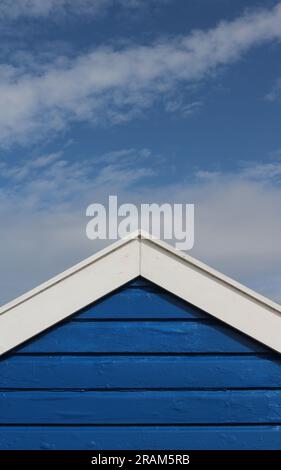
xmin=1 ymin=0 xmax=281 ymax=304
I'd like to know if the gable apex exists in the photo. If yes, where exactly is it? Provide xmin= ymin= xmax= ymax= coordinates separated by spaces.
xmin=0 ymin=230 xmax=281 ymax=356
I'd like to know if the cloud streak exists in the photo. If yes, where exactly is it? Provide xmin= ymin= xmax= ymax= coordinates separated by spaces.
xmin=1 ymin=2 xmax=281 ymax=146
xmin=266 ymin=78 xmax=281 ymax=101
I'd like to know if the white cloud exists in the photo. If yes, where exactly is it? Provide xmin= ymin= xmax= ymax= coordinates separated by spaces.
xmin=165 ymin=97 xmax=204 ymax=117
xmin=266 ymin=78 xmax=281 ymax=101
xmin=0 ymin=152 xmax=281 ymax=305
xmin=240 ymin=161 xmax=281 ymax=180
xmin=0 ymin=148 xmax=155 ymax=210
xmin=1 ymin=2 xmax=281 ymax=146
xmin=196 ymin=160 xmax=281 ymax=183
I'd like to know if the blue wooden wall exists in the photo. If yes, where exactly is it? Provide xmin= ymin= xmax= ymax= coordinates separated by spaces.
xmin=0 ymin=277 xmax=281 ymax=449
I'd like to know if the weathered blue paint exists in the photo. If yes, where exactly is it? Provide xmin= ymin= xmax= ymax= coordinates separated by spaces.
xmin=0 ymin=426 xmax=280 ymax=450
xmin=1 ymin=390 xmax=281 ymax=424
xmin=77 ymin=286 xmax=209 ymax=319
xmin=0 ymin=277 xmax=280 ymax=449
xmin=15 ymin=320 xmax=268 ymax=354
xmin=1 ymin=355 xmax=281 ymax=389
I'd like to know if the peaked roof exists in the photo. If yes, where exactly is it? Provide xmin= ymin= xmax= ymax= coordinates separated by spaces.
xmin=0 ymin=230 xmax=281 ymax=356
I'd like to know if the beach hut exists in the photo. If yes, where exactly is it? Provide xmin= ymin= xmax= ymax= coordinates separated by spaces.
xmin=0 ymin=231 xmax=280 ymax=449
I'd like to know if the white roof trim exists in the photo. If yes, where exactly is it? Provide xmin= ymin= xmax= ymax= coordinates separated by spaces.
xmin=0 ymin=230 xmax=281 ymax=355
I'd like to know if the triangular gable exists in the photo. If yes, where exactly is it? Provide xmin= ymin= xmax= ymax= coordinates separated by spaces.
xmin=0 ymin=230 xmax=281 ymax=355
xmin=11 ymin=278 xmax=268 ymax=356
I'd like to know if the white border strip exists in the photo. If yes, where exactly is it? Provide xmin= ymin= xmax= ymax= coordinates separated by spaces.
xmin=0 ymin=236 xmax=139 ymax=355
xmin=141 ymin=236 xmax=281 ymax=353
xmin=142 ymin=233 xmax=281 ymax=314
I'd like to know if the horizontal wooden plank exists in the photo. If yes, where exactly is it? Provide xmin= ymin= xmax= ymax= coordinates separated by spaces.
xmin=1 ymin=355 xmax=281 ymax=389
xmin=0 ymin=390 xmax=281 ymax=424
xmin=0 ymin=425 xmax=280 ymax=450
xmin=126 ymin=278 xmax=152 ymax=287
xmin=77 ymin=287 xmax=208 ymax=319
xmin=16 ymin=321 xmax=265 ymax=354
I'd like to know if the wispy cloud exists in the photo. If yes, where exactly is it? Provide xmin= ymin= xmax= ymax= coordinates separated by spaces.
xmin=0 ymin=148 xmax=155 ymax=210
xmin=196 ymin=160 xmax=281 ymax=184
xmin=266 ymin=78 xmax=281 ymax=101
xmin=165 ymin=97 xmax=204 ymax=117
xmin=1 ymin=2 xmax=281 ymax=147
xmin=0 ymin=152 xmax=281 ymax=304
xmin=240 ymin=161 xmax=281 ymax=181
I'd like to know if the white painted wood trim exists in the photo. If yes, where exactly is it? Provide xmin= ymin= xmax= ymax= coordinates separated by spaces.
xmin=0 ymin=237 xmax=139 ymax=355
xmin=141 ymin=237 xmax=281 ymax=353
xmin=0 ymin=229 xmax=280 ymax=355
xmin=140 ymin=232 xmax=281 ymax=313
